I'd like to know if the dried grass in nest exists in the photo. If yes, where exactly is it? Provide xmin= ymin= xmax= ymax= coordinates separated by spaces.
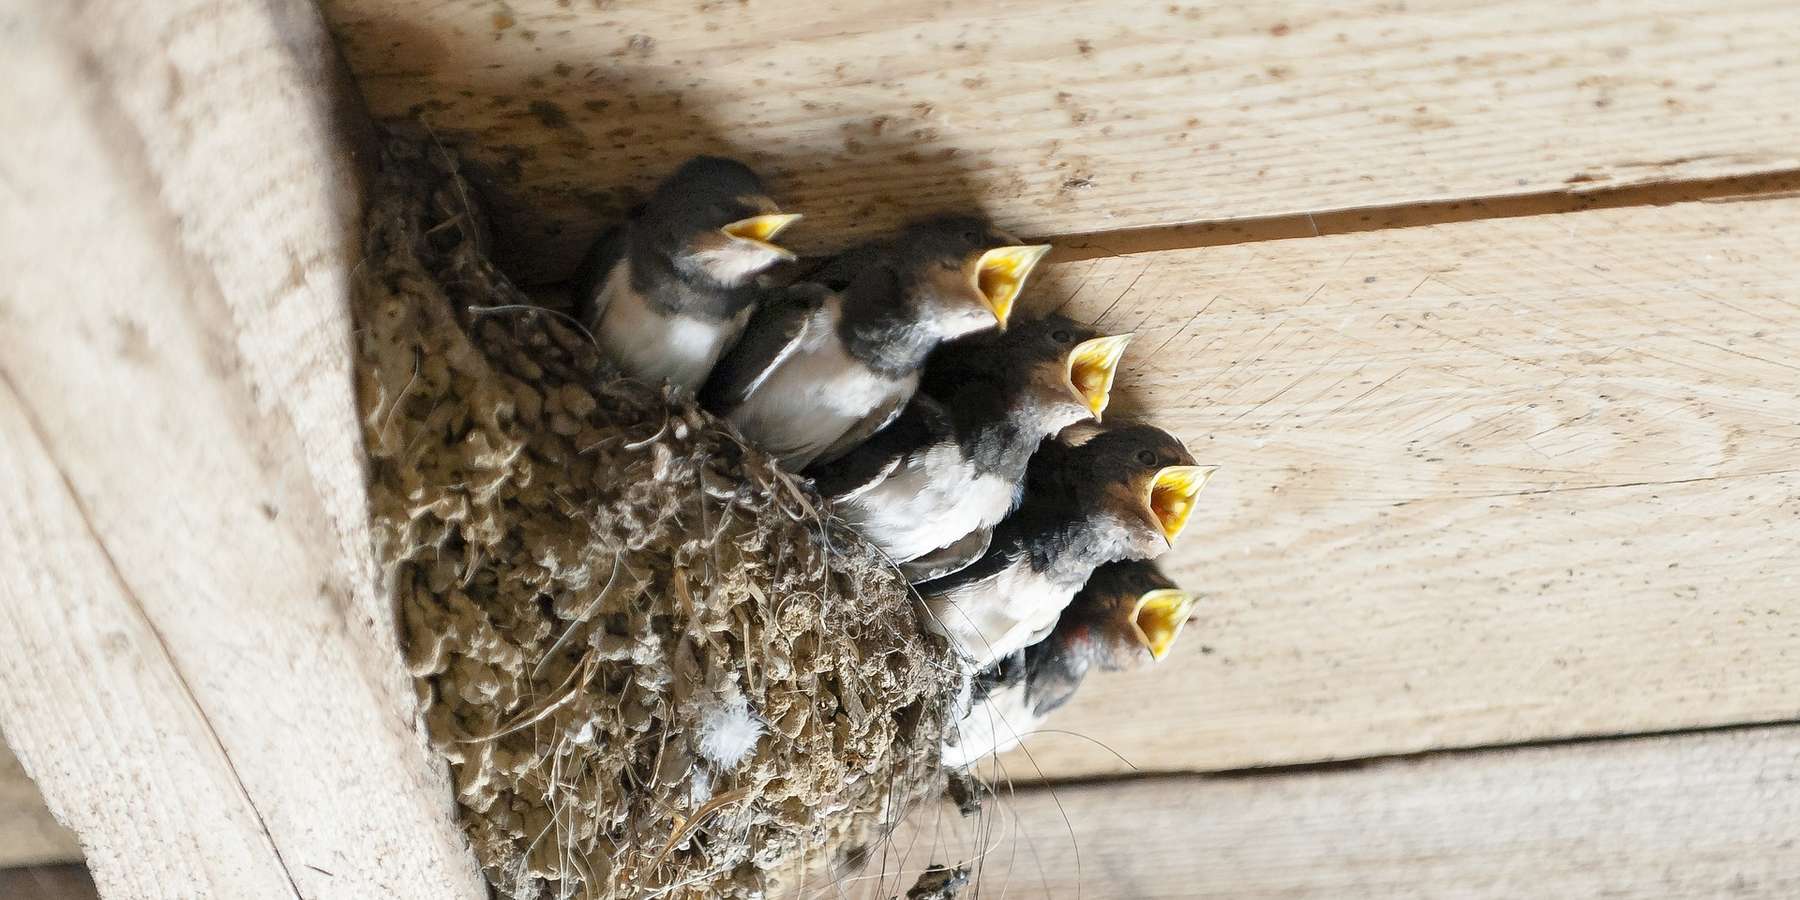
xmin=353 ymin=129 xmax=962 ymax=899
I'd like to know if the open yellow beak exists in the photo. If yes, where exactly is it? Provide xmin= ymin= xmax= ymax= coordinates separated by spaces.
xmin=969 ymin=244 xmax=1050 ymax=329
xmin=1142 ymin=465 xmax=1217 ymax=543
xmin=1131 ymin=588 xmax=1195 ymax=661
xmin=1065 ymin=333 xmax=1132 ymax=421
xmin=722 ymin=213 xmax=802 ymax=259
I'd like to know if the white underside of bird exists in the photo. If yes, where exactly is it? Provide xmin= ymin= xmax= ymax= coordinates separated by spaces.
xmin=926 ymin=565 xmax=1073 ymax=671
xmin=727 ymin=294 xmax=916 ymax=471
xmin=836 ymin=445 xmax=1017 ymax=562
xmin=940 ymin=677 xmax=1036 ymax=768
xmin=595 ymin=264 xmax=749 ymax=392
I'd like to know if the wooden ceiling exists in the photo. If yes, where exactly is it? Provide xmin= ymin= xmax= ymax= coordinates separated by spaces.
xmin=5 ymin=1 xmax=1798 ymax=897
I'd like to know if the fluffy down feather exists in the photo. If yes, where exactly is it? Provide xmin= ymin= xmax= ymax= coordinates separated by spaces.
xmin=695 ymin=686 xmax=766 ymax=769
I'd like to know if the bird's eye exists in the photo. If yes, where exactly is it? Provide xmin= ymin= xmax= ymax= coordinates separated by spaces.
xmin=1135 ymin=449 xmax=1158 ymax=467
xmin=1051 ymin=329 xmax=1073 ymax=343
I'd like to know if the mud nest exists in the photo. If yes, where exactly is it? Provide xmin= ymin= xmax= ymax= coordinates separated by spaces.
xmin=353 ymin=131 xmax=961 ymax=899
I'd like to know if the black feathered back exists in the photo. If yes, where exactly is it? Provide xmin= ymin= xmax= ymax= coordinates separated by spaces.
xmin=1018 ymin=560 xmax=1177 ymax=716
xmin=1024 ymin=422 xmax=1194 ymax=508
xmin=809 ymin=214 xmax=1016 ymax=290
xmin=1078 ymin=559 xmax=1178 ymax=614
xmin=922 ymin=313 xmax=1100 ymax=398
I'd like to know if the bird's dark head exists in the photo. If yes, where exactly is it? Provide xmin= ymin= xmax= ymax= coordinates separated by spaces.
xmin=1009 ymin=315 xmax=1133 ymax=428
xmin=927 ymin=314 xmax=1133 ymax=433
xmin=638 ymin=156 xmax=801 ymax=288
xmin=1020 ymin=559 xmax=1190 ymax=716
xmin=1072 ymin=560 xmax=1196 ymax=665
xmin=886 ymin=215 xmax=1050 ymax=340
xmin=1039 ymin=423 xmax=1215 ymax=557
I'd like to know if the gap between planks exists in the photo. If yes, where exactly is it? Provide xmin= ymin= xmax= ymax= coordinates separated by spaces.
xmin=841 ymin=724 xmax=1800 ymax=899
xmin=1039 ymin=167 xmax=1800 ymax=264
xmin=996 ymin=716 xmax=1800 ymax=792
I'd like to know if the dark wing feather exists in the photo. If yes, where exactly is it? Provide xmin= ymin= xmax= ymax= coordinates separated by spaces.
xmin=806 ymin=393 xmax=950 ymax=500
xmin=1022 ymin=637 xmax=1090 ymax=717
xmin=971 ymin=650 xmax=1026 ymax=702
xmin=699 ymin=283 xmax=825 ymax=413
xmin=899 ymin=525 xmax=993 ymax=584
xmin=801 ymin=240 xmax=888 ymax=290
xmin=915 ymin=530 xmax=1021 ymax=598
xmin=569 ymin=222 xmax=629 ymax=325
xmin=811 ymin=384 xmax=911 ymax=467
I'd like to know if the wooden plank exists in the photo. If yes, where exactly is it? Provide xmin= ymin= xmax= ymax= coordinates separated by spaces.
xmin=0 ymin=743 xmax=79 ymax=868
xmin=985 ymin=193 xmax=1800 ymax=779
xmin=0 ymin=1 xmax=484 ymax=897
xmin=322 ymin=0 xmax=1800 ymax=281
xmin=840 ymin=727 xmax=1800 ymax=899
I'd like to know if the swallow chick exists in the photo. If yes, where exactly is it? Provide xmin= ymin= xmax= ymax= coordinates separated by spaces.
xmin=916 ymin=423 xmax=1215 ymax=670
xmin=807 ymin=315 xmax=1132 ymax=581
xmin=571 ymin=156 xmax=801 ymax=392
xmin=941 ymin=560 xmax=1196 ymax=767
xmin=700 ymin=216 xmax=1049 ymax=471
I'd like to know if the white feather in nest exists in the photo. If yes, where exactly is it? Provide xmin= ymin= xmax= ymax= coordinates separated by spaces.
xmin=694 ymin=680 xmax=766 ymax=770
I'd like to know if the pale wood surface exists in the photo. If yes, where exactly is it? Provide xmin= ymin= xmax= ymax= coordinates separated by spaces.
xmin=988 ymin=192 xmax=1800 ymax=779
xmin=0 ymin=0 xmax=484 ymax=895
xmin=321 ymin=0 xmax=1800 ymax=281
xmin=841 ymin=727 xmax=1800 ymax=899
xmin=0 ymin=743 xmax=79 ymax=868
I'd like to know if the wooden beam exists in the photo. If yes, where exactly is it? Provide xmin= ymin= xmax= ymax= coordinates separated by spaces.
xmin=321 ymin=0 xmax=1800 ymax=281
xmin=0 ymin=743 xmax=79 ymax=869
xmin=0 ymin=1 xmax=483 ymax=897
xmin=847 ymin=727 xmax=1800 ymax=899
xmin=0 ymin=865 xmax=98 ymax=900
xmin=992 ymin=191 xmax=1800 ymax=779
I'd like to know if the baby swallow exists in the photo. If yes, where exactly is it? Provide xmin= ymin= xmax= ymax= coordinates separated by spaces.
xmin=571 ymin=156 xmax=800 ymax=392
xmin=808 ymin=315 xmax=1132 ymax=581
xmin=916 ymin=423 xmax=1215 ymax=670
xmin=941 ymin=560 xmax=1196 ymax=767
xmin=700 ymin=216 xmax=1049 ymax=471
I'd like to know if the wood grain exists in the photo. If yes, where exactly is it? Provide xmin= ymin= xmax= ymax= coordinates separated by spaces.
xmin=838 ymin=726 xmax=1800 ymax=899
xmin=322 ymin=0 xmax=1800 ymax=281
xmin=0 ymin=0 xmax=484 ymax=896
xmin=0 ymin=743 xmax=79 ymax=868
xmin=983 ymin=193 xmax=1800 ymax=779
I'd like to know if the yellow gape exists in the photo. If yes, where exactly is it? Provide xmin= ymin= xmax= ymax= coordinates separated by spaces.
xmin=1132 ymin=588 xmax=1197 ymax=661
xmin=970 ymin=244 xmax=1050 ymax=328
xmin=1145 ymin=464 xmax=1218 ymax=543
xmin=1066 ymin=333 xmax=1134 ymax=420
xmin=721 ymin=212 xmax=803 ymax=254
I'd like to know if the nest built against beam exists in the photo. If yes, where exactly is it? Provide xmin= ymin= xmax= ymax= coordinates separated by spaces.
xmin=354 ymin=131 xmax=961 ymax=899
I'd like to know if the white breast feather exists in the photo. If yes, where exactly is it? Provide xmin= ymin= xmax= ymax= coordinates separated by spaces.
xmin=839 ymin=449 xmax=1013 ymax=562
xmin=728 ymin=296 xmax=913 ymax=471
xmin=927 ymin=565 xmax=1073 ymax=671
xmin=595 ymin=263 xmax=742 ymax=392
